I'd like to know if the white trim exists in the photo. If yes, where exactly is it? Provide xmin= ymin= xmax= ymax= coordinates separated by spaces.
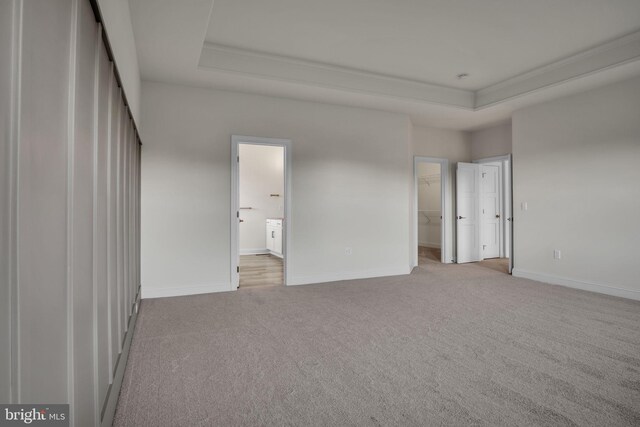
xmin=198 ymin=31 xmax=640 ymax=112
xmin=142 ymin=283 xmax=230 ymax=299
xmin=512 ymin=269 xmax=640 ymax=301
xmin=268 ymin=250 xmax=283 ymax=259
xmin=200 ymin=42 xmax=474 ymax=109
xmin=476 ymin=30 xmax=640 ymax=108
xmin=290 ymin=266 xmax=411 ymax=287
xmin=231 ymin=135 xmax=292 ymax=291
xmin=413 ymin=157 xmax=449 ymax=267
xmin=473 ymin=154 xmax=511 ymax=164
xmin=239 ymin=248 xmax=269 ymax=255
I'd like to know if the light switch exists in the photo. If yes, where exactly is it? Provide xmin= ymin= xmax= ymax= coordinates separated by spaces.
xmin=554 ymin=249 xmax=561 ymax=260
xmin=521 ymin=202 xmax=528 ymax=211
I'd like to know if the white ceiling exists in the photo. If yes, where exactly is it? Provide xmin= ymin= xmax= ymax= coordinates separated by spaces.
xmin=130 ymin=0 xmax=640 ymax=130
xmin=205 ymin=0 xmax=640 ymax=90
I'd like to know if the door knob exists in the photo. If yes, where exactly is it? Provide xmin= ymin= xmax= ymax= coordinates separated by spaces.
xmin=495 ymin=214 xmax=500 ymax=218
xmin=239 ymin=219 xmax=244 ymax=223
xmin=457 ymin=216 xmax=466 ymax=219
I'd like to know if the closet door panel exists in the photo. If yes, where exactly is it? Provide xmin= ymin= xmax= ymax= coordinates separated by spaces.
xmin=70 ymin=1 xmax=99 ymax=423
xmin=95 ymin=27 xmax=112 ymax=411
xmin=0 ymin=0 xmax=15 ymax=404
xmin=118 ymin=97 xmax=127 ymax=336
xmin=18 ymin=0 xmax=73 ymax=403
xmin=122 ymin=117 xmax=131 ymax=320
xmin=129 ymin=121 xmax=136 ymax=308
xmin=109 ymin=88 xmax=122 ymax=366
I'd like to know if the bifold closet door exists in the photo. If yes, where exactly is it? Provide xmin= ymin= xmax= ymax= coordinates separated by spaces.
xmin=70 ymin=0 xmax=100 ymax=423
xmin=5 ymin=0 xmax=142 ymax=424
xmin=17 ymin=0 xmax=75 ymax=404
xmin=109 ymin=87 xmax=122 ymax=374
xmin=95 ymin=23 xmax=113 ymax=414
xmin=0 ymin=0 xmax=15 ymax=404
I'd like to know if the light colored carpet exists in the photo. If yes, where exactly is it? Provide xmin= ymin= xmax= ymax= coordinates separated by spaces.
xmin=114 ymin=258 xmax=640 ymax=426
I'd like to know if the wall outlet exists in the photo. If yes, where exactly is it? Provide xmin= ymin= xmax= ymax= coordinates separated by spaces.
xmin=345 ymin=247 xmax=353 ymax=256
xmin=521 ymin=202 xmax=528 ymax=211
xmin=554 ymin=249 xmax=561 ymax=260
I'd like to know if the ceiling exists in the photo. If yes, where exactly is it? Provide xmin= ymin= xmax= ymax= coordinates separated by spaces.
xmin=130 ymin=0 xmax=640 ymax=130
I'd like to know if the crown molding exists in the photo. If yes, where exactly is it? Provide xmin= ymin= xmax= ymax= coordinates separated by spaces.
xmin=475 ymin=30 xmax=640 ymax=108
xmin=199 ymin=30 xmax=640 ymax=112
xmin=199 ymin=42 xmax=475 ymax=109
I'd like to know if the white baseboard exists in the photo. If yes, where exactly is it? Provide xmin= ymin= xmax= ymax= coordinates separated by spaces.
xmin=240 ymin=248 xmax=269 ymax=255
xmin=268 ymin=250 xmax=283 ymax=259
xmin=142 ymin=283 xmax=231 ymax=299
xmin=290 ymin=266 xmax=411 ymax=287
xmin=512 ymin=268 xmax=640 ymax=301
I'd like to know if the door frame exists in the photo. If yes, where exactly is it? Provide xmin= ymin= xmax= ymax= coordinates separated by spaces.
xmin=231 ymin=135 xmax=292 ymax=290
xmin=413 ymin=156 xmax=449 ymax=266
xmin=473 ymin=154 xmax=513 ymax=272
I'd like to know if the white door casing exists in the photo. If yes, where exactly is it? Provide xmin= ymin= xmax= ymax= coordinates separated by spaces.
xmin=456 ymin=163 xmax=482 ymax=263
xmin=231 ymin=136 xmax=292 ymax=290
xmin=480 ymin=163 xmax=502 ymax=259
xmin=413 ymin=157 xmax=449 ymax=266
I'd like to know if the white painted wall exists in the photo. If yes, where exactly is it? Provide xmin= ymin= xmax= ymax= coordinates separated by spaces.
xmin=417 ymin=163 xmax=441 ymax=248
xmin=141 ymin=81 xmax=412 ymax=297
xmin=512 ymin=75 xmax=640 ymax=300
xmin=412 ymin=125 xmax=471 ymax=263
xmin=239 ymin=144 xmax=284 ymax=253
xmin=97 ymin=0 xmax=141 ymax=126
xmin=471 ymin=121 xmax=512 ymax=160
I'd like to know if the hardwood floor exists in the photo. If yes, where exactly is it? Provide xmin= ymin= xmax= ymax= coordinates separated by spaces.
xmin=419 ymin=246 xmax=441 ymax=263
xmin=419 ymin=245 xmax=509 ymax=274
xmin=239 ymin=254 xmax=283 ymax=288
xmin=477 ymin=257 xmax=509 ymax=274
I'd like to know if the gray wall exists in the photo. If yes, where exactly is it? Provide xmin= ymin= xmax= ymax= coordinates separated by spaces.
xmin=0 ymin=1 xmax=141 ymax=425
xmin=471 ymin=121 xmax=512 ymax=160
xmin=512 ymin=75 xmax=640 ymax=300
xmin=141 ymin=81 xmax=412 ymax=298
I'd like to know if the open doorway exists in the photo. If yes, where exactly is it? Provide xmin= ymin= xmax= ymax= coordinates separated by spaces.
xmin=231 ymin=136 xmax=292 ymax=290
xmin=455 ymin=155 xmax=512 ymax=274
xmin=414 ymin=157 xmax=449 ymax=267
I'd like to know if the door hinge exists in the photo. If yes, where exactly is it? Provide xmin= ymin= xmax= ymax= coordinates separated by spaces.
xmin=236 ymin=211 xmax=239 ymax=218
xmin=237 ymin=156 xmax=239 ymax=162
xmin=237 ymin=266 xmax=239 ymax=273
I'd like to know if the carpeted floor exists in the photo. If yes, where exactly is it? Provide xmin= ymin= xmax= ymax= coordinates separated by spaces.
xmin=114 ymin=258 xmax=640 ymax=426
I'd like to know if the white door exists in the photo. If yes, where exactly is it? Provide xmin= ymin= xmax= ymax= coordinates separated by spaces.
xmin=480 ymin=164 xmax=501 ymax=259
xmin=274 ymin=225 xmax=283 ymax=255
xmin=456 ymin=163 xmax=481 ymax=263
xmin=266 ymin=222 xmax=274 ymax=252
